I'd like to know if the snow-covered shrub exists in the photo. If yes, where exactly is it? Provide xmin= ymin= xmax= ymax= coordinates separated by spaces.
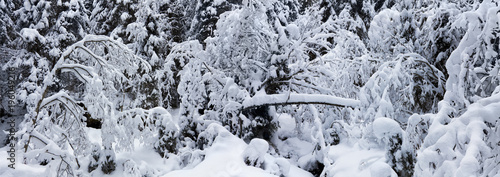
xmin=160 ymin=40 xmax=201 ymax=109
xmin=443 ymin=0 xmax=500 ymax=112
xmin=406 ymin=114 xmax=432 ymax=151
xmin=100 ymin=151 xmax=116 ymax=174
xmin=197 ymin=123 xmax=228 ymax=150
xmin=0 ymin=1 xmax=16 ymax=46
xmin=88 ymin=143 xmax=100 ymax=173
xmin=359 ymin=53 xmax=445 ymax=125
xmin=368 ymin=6 xmax=428 ymax=58
xmin=368 ymin=9 xmax=406 ymax=54
xmin=90 ymin=0 xmax=137 ymax=35
xmin=189 ymin=0 xmax=243 ymax=45
xmin=243 ymin=138 xmax=269 ymax=169
xmin=416 ymin=92 xmax=500 ymax=176
xmin=2 ymin=0 xmax=92 ymax=126
xmin=415 ymin=4 xmax=465 ymax=77
xmin=15 ymin=0 xmax=88 ymax=53
xmin=151 ymin=108 xmax=178 ymax=157
xmin=373 ymin=118 xmax=403 ymax=143
xmin=352 ymin=53 xmax=444 ymax=176
xmin=215 ymin=79 xmax=257 ymax=140
xmin=175 ymin=40 xmax=211 ymax=143
xmin=182 ymin=3 xmax=283 ymax=140
xmin=101 ymin=114 xmax=118 ymax=174
xmin=373 ymin=117 xmax=414 ymax=177
xmin=155 ymin=124 xmax=179 ymax=156
xmin=122 ymin=159 xmax=141 ymax=177
xmin=184 ymin=123 xmax=233 ymax=168
xmin=240 ymin=105 xmax=276 ymax=141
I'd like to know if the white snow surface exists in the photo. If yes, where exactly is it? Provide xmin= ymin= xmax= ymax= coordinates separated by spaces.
xmin=325 ymin=143 xmax=390 ymax=177
xmin=0 ymin=147 xmax=46 ymax=176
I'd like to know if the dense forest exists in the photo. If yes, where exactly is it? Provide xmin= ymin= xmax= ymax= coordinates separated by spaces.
xmin=0 ymin=0 xmax=499 ymax=176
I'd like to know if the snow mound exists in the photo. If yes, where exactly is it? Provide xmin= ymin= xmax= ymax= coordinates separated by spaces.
xmin=370 ymin=161 xmax=397 ymax=177
xmin=324 ymin=143 xmax=388 ymax=177
xmin=243 ymin=138 xmax=269 ymax=168
xmin=372 ymin=117 xmax=402 ymax=139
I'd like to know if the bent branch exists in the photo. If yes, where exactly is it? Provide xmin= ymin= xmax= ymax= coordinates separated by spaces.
xmin=242 ymin=93 xmax=360 ymax=110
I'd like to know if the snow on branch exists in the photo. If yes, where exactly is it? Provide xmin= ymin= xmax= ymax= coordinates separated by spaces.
xmin=25 ymin=130 xmax=80 ymax=173
xmin=38 ymin=91 xmax=83 ymax=121
xmin=58 ymin=64 xmax=95 ymax=83
xmin=242 ymin=93 xmax=360 ymax=109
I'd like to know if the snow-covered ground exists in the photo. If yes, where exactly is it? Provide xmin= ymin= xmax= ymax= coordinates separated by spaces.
xmin=0 ymin=110 xmax=390 ymax=177
xmin=0 ymin=133 xmax=391 ymax=177
xmin=0 ymin=146 xmax=46 ymax=177
xmin=161 ymin=125 xmax=312 ymax=177
xmin=326 ymin=143 xmax=394 ymax=177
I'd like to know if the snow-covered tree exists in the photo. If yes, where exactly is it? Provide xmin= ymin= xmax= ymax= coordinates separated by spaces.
xmin=358 ymin=53 xmax=445 ymax=126
xmin=188 ymin=0 xmax=238 ymax=44
xmin=15 ymin=0 xmax=89 ymax=62
xmin=17 ymin=35 xmax=152 ymax=175
xmin=415 ymin=1 xmax=500 ymax=176
xmin=0 ymin=0 xmax=17 ymax=46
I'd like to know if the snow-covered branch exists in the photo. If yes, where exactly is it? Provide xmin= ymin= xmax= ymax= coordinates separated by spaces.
xmin=58 ymin=64 xmax=95 ymax=83
xmin=242 ymin=93 xmax=360 ymax=109
xmin=38 ymin=91 xmax=83 ymax=123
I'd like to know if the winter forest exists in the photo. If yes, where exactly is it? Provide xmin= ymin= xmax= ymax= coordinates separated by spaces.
xmin=0 ymin=0 xmax=500 ymax=176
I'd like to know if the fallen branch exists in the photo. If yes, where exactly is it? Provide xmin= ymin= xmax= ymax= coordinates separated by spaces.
xmin=242 ymin=93 xmax=360 ymax=110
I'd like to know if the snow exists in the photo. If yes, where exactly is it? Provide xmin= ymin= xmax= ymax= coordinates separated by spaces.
xmin=372 ymin=117 xmax=402 ymax=140
xmin=276 ymin=137 xmax=315 ymax=160
xmin=23 ymin=0 xmax=31 ymax=10
xmin=243 ymin=138 xmax=269 ymax=165
xmin=276 ymin=113 xmax=296 ymax=138
xmin=113 ymin=145 xmax=173 ymax=176
xmin=213 ymin=0 xmax=225 ymax=6
xmin=87 ymin=128 xmax=102 ymax=146
xmin=20 ymin=28 xmax=45 ymax=43
xmin=369 ymin=162 xmax=397 ymax=177
xmin=0 ymin=0 xmax=5 ymax=9
xmin=120 ymin=12 xmax=130 ymax=21
xmin=0 ymin=146 xmax=46 ymax=176
xmin=324 ymin=143 xmax=388 ymax=177
xmin=286 ymin=24 xmax=300 ymax=39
